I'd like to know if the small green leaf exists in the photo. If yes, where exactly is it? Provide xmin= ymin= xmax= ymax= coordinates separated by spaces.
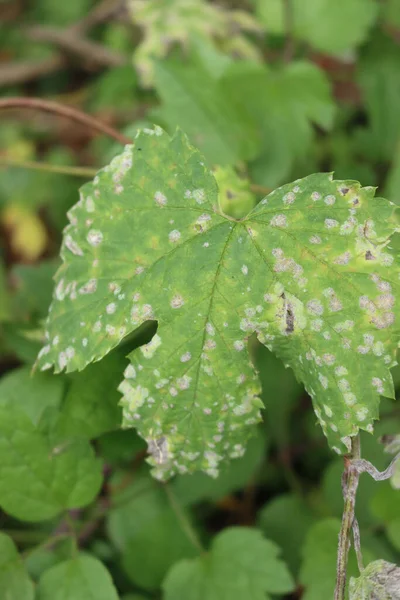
xmin=258 ymin=494 xmax=316 ymax=574
xmin=300 ymin=519 xmax=355 ymax=600
xmin=0 ymin=366 xmax=64 ymax=425
xmin=106 ymin=473 xmax=198 ymax=590
xmin=153 ymin=58 xmax=259 ymax=165
xmin=222 ymin=60 xmax=335 ymax=188
xmin=0 ymin=533 xmax=34 ymax=600
xmin=0 ymin=405 xmax=102 ymax=521
xmin=256 ymin=0 xmax=378 ymax=55
xmin=349 ymin=559 xmax=400 ymax=599
xmin=61 ymin=350 xmax=126 ymax=439
xmin=37 ymin=128 xmax=400 ymax=479
xmin=37 ymin=554 xmax=119 ymax=600
xmin=162 ymin=527 xmax=294 ymax=600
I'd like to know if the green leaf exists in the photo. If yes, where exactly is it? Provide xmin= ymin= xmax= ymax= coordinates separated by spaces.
xmin=222 ymin=60 xmax=335 ymax=187
xmin=357 ymin=36 xmax=400 ymax=162
xmin=256 ymin=0 xmax=378 ymax=55
xmin=61 ymin=350 xmax=126 ymax=439
xmin=0 ymin=405 xmax=102 ymax=521
xmin=10 ymin=259 xmax=59 ymax=321
xmin=0 ymin=366 xmax=64 ymax=425
xmin=106 ymin=473 xmax=198 ymax=590
xmin=300 ymin=519 xmax=357 ymax=599
xmin=153 ymin=58 xmax=259 ymax=165
xmin=258 ymin=494 xmax=316 ymax=575
xmin=0 ymin=533 xmax=34 ymax=600
xmin=349 ymin=559 xmax=400 ymax=599
xmin=162 ymin=527 xmax=294 ymax=600
xmin=37 ymin=554 xmax=119 ymax=600
xmin=37 ymin=127 xmax=400 ymax=479
xmin=387 ymin=517 xmax=400 ymax=551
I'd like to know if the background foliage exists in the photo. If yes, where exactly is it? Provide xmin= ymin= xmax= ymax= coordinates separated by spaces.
xmin=1 ymin=0 xmax=400 ymax=598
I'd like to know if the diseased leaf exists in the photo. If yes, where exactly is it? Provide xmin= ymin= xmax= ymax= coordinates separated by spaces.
xmin=37 ymin=554 xmax=119 ymax=600
xmin=349 ymin=559 xmax=400 ymax=599
xmin=37 ymin=127 xmax=400 ymax=479
xmin=0 ymin=533 xmax=34 ymax=600
xmin=130 ymin=0 xmax=262 ymax=86
xmin=0 ymin=405 xmax=102 ymax=521
xmin=162 ymin=527 xmax=294 ymax=600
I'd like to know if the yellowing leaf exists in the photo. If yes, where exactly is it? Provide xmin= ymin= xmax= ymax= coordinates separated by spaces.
xmin=2 ymin=204 xmax=47 ymax=261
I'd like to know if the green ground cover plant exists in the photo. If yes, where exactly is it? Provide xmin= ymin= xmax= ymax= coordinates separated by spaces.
xmin=1 ymin=0 xmax=400 ymax=598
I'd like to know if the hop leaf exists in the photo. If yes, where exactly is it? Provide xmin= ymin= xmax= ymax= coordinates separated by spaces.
xmin=349 ymin=559 xmax=400 ymax=599
xmin=162 ymin=527 xmax=294 ymax=600
xmin=37 ymin=127 xmax=400 ymax=479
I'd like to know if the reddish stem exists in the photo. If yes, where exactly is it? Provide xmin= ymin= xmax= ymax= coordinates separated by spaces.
xmin=0 ymin=97 xmax=131 ymax=145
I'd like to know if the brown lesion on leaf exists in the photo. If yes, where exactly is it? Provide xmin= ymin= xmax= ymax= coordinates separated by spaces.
xmin=365 ymin=250 xmax=375 ymax=260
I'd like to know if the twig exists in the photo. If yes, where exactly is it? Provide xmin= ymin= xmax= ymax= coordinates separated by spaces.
xmin=282 ymin=0 xmax=295 ymax=62
xmin=163 ymin=483 xmax=204 ymax=553
xmin=335 ymin=435 xmax=361 ymax=600
xmin=0 ymin=56 xmax=64 ymax=88
xmin=25 ymin=25 xmax=126 ymax=69
xmin=352 ymin=452 xmax=400 ymax=481
xmin=0 ymin=157 xmax=98 ymax=178
xmin=0 ymin=0 xmax=125 ymax=88
xmin=0 ymin=97 xmax=131 ymax=145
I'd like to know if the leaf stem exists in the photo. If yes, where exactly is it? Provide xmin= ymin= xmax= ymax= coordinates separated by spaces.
xmin=282 ymin=0 xmax=295 ymax=63
xmin=0 ymin=97 xmax=131 ymax=145
xmin=163 ymin=483 xmax=204 ymax=554
xmin=335 ymin=435 xmax=361 ymax=600
xmin=0 ymin=157 xmax=98 ymax=178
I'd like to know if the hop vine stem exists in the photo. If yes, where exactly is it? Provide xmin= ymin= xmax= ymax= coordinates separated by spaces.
xmin=0 ymin=97 xmax=131 ymax=145
xmin=335 ymin=435 xmax=361 ymax=600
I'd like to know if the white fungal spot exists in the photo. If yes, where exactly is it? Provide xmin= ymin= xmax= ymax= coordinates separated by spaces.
xmin=180 ymin=352 xmax=191 ymax=362
xmin=141 ymin=334 xmax=162 ymax=358
xmin=318 ymin=374 xmax=328 ymax=389
xmin=312 ymin=191 xmax=321 ymax=201
xmin=309 ymin=235 xmax=322 ymax=244
xmin=324 ymin=405 xmax=333 ymax=417
xmin=106 ymin=302 xmax=116 ymax=314
xmin=65 ymin=235 xmax=84 ymax=256
xmin=356 ymin=407 xmax=369 ymax=421
xmin=270 ymin=214 xmax=287 ymax=227
xmin=154 ymin=191 xmax=167 ymax=206
xmin=85 ymin=197 xmax=95 ymax=212
xmin=241 ymin=265 xmax=248 ymax=275
xmin=307 ymin=299 xmax=324 ymax=316
xmin=82 ymin=338 xmax=88 ymax=347
xmin=324 ymin=218 xmax=339 ymax=229
xmin=125 ymin=364 xmax=136 ymax=379
xmin=193 ymin=189 xmax=205 ymax=204
xmin=233 ymin=340 xmax=245 ymax=351
xmin=324 ymin=195 xmax=336 ymax=205
xmin=283 ymin=192 xmax=295 ymax=204
xmin=206 ymin=323 xmax=215 ymax=336
xmin=171 ymin=295 xmax=184 ymax=309
xmin=87 ymin=230 xmax=103 ymax=246
xmin=79 ymin=279 xmax=98 ymax=297
xmin=169 ymin=230 xmax=181 ymax=243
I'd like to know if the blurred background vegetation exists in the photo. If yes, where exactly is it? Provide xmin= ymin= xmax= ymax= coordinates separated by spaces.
xmin=1 ymin=0 xmax=400 ymax=598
